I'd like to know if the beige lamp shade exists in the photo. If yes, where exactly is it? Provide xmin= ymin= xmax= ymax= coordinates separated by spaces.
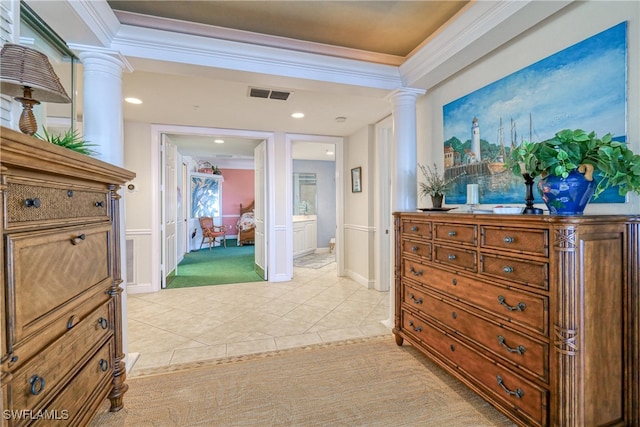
xmin=0 ymin=43 xmax=71 ymax=135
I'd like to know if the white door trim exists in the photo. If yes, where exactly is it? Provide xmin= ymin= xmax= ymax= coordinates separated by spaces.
xmin=150 ymin=124 xmax=275 ymax=292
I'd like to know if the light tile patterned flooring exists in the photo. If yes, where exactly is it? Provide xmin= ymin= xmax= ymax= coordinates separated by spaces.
xmin=126 ymin=262 xmax=391 ymax=375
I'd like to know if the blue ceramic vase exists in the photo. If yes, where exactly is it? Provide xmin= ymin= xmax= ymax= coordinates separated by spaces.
xmin=537 ymin=170 xmax=596 ymax=215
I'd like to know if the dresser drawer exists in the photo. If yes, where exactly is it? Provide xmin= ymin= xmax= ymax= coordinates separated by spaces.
xmin=433 ymin=244 xmax=477 ymax=272
xmin=403 ymin=284 xmax=548 ymax=382
xmin=402 ymin=219 xmax=431 ymax=240
xmin=404 ymin=263 xmax=547 ymax=334
xmin=8 ymin=301 xmax=113 ymax=416
xmin=481 ymin=253 xmax=549 ymax=290
xmin=43 ymin=340 xmax=114 ymax=427
xmin=5 ymin=181 xmax=108 ymax=226
xmin=7 ymin=285 xmax=109 ymax=373
xmin=481 ymin=226 xmax=549 ymax=257
xmin=6 ymin=223 xmax=111 ymax=345
xmin=401 ymin=311 xmax=548 ymax=426
xmin=434 ymin=222 xmax=477 ymax=246
xmin=402 ymin=239 xmax=431 ymax=260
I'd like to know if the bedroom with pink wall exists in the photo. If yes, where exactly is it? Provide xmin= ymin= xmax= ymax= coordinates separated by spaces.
xmin=220 ymin=168 xmax=254 ymax=234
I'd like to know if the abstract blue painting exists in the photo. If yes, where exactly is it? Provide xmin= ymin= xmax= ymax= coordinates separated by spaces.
xmin=442 ymin=22 xmax=628 ymax=205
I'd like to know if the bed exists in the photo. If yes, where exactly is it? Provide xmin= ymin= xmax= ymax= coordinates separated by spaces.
xmin=237 ymin=202 xmax=256 ymax=246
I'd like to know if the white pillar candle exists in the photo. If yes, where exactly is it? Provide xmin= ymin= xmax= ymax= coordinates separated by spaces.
xmin=467 ymin=184 xmax=479 ymax=205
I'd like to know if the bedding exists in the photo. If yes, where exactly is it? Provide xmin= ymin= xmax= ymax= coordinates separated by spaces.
xmin=237 ymin=202 xmax=256 ymax=246
xmin=237 ymin=212 xmax=255 ymax=231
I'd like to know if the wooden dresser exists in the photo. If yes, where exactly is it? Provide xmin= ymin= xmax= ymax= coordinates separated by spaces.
xmin=0 ymin=127 xmax=135 ymax=425
xmin=393 ymin=212 xmax=639 ymax=427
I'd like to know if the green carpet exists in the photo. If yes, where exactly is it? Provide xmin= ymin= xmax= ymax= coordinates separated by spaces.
xmin=165 ymin=239 xmax=263 ymax=288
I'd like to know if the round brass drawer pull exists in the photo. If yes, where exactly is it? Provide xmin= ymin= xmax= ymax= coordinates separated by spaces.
xmin=448 ymin=230 xmax=457 ymax=237
xmin=99 ymin=359 xmax=109 ymax=372
xmin=503 ymin=236 xmax=514 ymax=243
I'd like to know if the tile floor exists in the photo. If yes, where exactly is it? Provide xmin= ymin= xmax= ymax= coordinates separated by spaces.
xmin=126 ymin=261 xmax=391 ymax=375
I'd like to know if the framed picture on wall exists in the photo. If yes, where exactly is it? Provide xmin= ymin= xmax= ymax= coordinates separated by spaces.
xmin=351 ymin=167 xmax=362 ymax=193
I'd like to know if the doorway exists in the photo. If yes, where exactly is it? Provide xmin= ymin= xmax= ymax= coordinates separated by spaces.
xmin=287 ymin=134 xmax=344 ymax=278
xmin=150 ymin=124 xmax=274 ymax=292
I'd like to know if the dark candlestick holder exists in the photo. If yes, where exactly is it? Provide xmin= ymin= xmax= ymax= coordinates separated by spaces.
xmin=523 ymin=173 xmax=543 ymax=214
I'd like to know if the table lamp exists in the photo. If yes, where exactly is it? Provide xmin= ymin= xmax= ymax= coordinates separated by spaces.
xmin=0 ymin=43 xmax=71 ymax=135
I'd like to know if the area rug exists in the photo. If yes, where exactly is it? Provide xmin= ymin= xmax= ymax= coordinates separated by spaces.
xmin=293 ymin=251 xmax=336 ymax=269
xmin=166 ymin=239 xmax=263 ymax=288
xmin=90 ymin=335 xmax=515 ymax=427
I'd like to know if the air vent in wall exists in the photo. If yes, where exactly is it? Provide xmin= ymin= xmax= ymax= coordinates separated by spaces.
xmin=248 ymin=87 xmax=292 ymax=101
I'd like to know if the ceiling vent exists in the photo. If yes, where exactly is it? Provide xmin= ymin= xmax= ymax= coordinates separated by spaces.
xmin=248 ymin=87 xmax=292 ymax=101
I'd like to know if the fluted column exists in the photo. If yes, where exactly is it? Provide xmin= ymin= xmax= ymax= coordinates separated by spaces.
xmin=386 ymin=87 xmax=426 ymax=330
xmin=78 ymin=51 xmax=130 ymax=167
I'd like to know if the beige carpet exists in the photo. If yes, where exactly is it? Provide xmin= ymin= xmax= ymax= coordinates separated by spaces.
xmin=91 ymin=335 xmax=515 ymax=426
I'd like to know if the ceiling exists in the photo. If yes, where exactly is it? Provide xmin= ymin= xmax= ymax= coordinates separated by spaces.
xmin=44 ymin=1 xmax=469 ymax=161
xmin=107 ymin=1 xmax=468 ymax=60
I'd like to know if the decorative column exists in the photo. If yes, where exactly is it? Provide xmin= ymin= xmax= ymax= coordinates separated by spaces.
xmin=386 ymin=87 xmax=426 ymax=330
xmin=388 ymin=88 xmax=426 ymax=212
xmin=78 ymin=51 xmax=131 ymax=166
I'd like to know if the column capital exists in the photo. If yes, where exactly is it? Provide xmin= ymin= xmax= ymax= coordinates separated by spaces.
xmin=386 ymin=87 xmax=427 ymax=103
xmin=72 ymin=45 xmax=133 ymax=73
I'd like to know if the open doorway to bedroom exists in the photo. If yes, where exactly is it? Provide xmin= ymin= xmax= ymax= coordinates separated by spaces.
xmin=152 ymin=124 xmax=270 ymax=291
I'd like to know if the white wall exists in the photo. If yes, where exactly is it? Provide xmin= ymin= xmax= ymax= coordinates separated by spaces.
xmin=418 ymin=0 xmax=640 ymax=214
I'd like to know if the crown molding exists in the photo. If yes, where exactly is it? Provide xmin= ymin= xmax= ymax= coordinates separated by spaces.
xmin=111 ymin=24 xmax=403 ymax=91
xmin=401 ymin=0 xmax=572 ymax=90
xmin=24 ymin=0 xmax=120 ymax=48
xmin=114 ymin=10 xmax=405 ymax=67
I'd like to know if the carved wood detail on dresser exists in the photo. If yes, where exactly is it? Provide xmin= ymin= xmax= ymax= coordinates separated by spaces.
xmin=393 ymin=212 xmax=639 ymax=427
xmin=1 ymin=127 xmax=135 ymax=426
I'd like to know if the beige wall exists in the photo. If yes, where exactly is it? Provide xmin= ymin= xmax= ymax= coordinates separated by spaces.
xmin=418 ymin=0 xmax=640 ymax=214
xmin=123 ymin=121 xmax=154 ymax=293
xmin=343 ymin=125 xmax=376 ymax=288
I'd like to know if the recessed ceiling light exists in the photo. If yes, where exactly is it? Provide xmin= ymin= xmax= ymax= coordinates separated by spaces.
xmin=214 ymin=139 xmax=224 ymax=144
xmin=125 ymin=97 xmax=142 ymax=104
xmin=326 ymin=150 xmax=334 ymax=156
xmin=291 ymin=112 xmax=304 ymax=119
xmin=335 ymin=116 xmax=346 ymax=123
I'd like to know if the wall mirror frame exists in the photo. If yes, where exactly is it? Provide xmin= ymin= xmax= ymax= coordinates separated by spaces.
xmin=293 ymin=172 xmax=317 ymax=215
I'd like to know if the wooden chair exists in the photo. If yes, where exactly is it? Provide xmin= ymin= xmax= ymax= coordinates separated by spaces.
xmin=199 ymin=217 xmax=227 ymax=250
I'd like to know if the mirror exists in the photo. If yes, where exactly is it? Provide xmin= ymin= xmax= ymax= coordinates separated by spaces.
xmin=293 ymin=173 xmax=317 ymax=215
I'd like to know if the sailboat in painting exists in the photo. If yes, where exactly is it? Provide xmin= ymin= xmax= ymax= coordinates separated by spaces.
xmin=487 ymin=117 xmax=508 ymax=175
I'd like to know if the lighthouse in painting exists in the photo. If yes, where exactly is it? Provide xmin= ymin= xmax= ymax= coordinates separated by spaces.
xmin=471 ymin=117 xmax=481 ymax=162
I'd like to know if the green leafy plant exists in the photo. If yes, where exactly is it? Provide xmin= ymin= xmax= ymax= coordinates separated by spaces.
xmin=418 ymin=163 xmax=464 ymax=199
xmin=35 ymin=128 xmax=98 ymax=156
xmin=507 ymin=129 xmax=640 ymax=199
